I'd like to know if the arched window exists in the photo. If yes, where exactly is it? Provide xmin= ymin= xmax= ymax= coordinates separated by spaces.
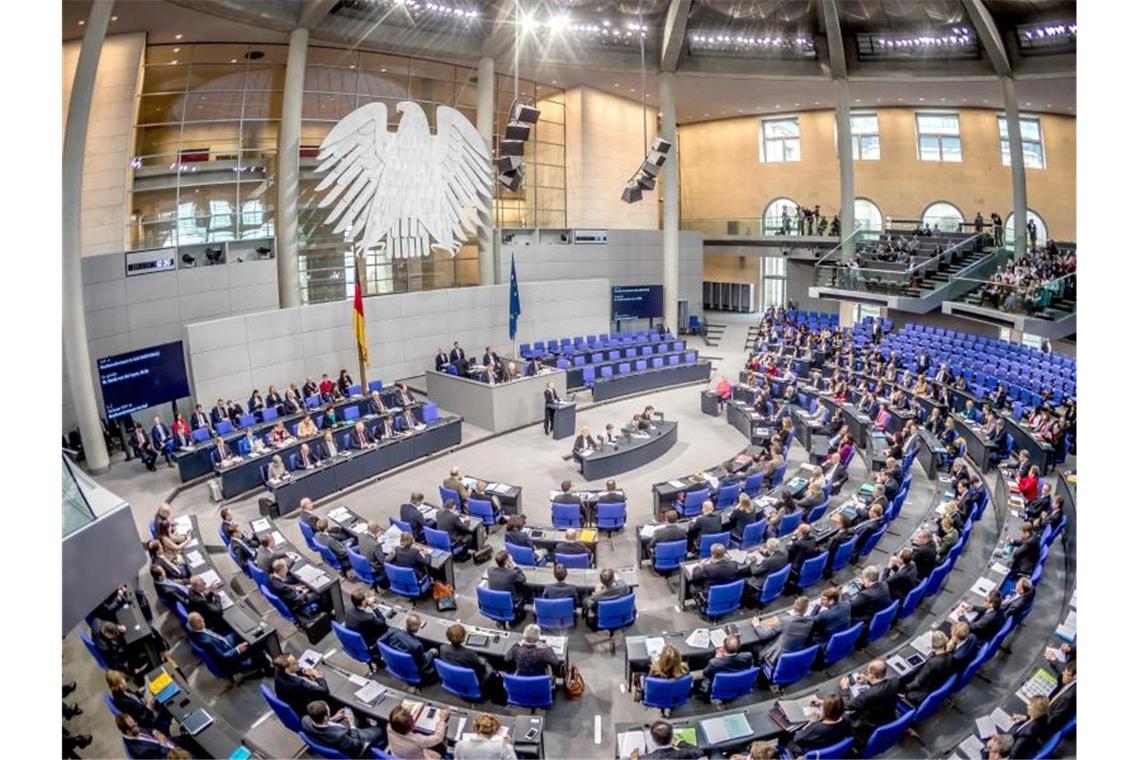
xmin=921 ymin=201 xmax=965 ymax=233
xmin=854 ymin=198 xmax=883 ymax=233
xmin=1004 ymin=209 xmax=1048 ymax=248
xmin=762 ymin=197 xmax=800 ymax=236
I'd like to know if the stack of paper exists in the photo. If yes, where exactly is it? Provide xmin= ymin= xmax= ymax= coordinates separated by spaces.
xmin=354 ymin=680 xmax=385 ymax=705
xmin=1016 ymin=668 xmax=1058 ymax=705
xmin=668 ymin=479 xmax=687 ymax=489
xmin=645 ymin=637 xmax=665 ymax=660
xmin=991 ymin=561 xmax=1011 ymax=575
xmin=251 ymin=518 xmax=271 ymax=533
xmin=970 ymin=577 xmax=998 ymax=597
xmin=298 ymin=649 xmax=322 ymax=669
xmin=185 ymin=550 xmax=205 ymax=568
xmin=617 ymin=731 xmax=646 ymax=760
xmin=685 ymin=628 xmax=711 ymax=648
xmin=957 ymin=734 xmax=985 ymax=758
xmin=910 ymin=630 xmax=935 ymax=656
xmin=1055 ymin=609 xmax=1077 ymax=642
xmin=699 ymin=713 xmax=752 ymax=744
xmin=174 ymin=516 xmax=193 ymax=532
xmin=199 ymin=569 xmax=222 ymax=588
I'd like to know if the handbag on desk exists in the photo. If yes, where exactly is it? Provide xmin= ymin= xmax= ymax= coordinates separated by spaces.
xmin=432 ymin=581 xmax=457 ymax=612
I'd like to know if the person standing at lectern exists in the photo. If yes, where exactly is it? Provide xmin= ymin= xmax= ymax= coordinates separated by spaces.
xmin=543 ymin=382 xmax=561 ymax=435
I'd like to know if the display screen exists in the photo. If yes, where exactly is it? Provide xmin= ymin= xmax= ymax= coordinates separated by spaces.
xmin=612 ymin=285 xmax=664 ymax=321
xmin=97 ymin=341 xmax=190 ymax=419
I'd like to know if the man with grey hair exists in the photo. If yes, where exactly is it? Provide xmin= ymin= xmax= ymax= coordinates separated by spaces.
xmin=748 ymin=538 xmax=790 ymax=595
xmin=584 ymin=568 xmax=631 ymax=630
xmin=985 ymin=733 xmax=1014 ymax=759
xmin=850 ymin=565 xmax=891 ymax=625
xmin=442 ymin=466 xmax=469 ymax=506
xmin=505 ymin=623 xmax=563 ymax=676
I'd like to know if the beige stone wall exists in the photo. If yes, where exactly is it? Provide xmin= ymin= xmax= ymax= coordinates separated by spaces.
xmin=63 ymin=33 xmax=146 ymax=258
xmin=678 ymin=107 xmax=1076 ymax=241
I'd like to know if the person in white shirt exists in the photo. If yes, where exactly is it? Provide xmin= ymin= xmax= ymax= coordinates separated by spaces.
xmin=454 ymin=714 xmax=517 ymax=760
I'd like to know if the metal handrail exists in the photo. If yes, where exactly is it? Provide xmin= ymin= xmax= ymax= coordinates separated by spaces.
xmin=814 ymin=227 xmax=865 ymax=267
xmin=815 ymin=231 xmax=986 ymax=277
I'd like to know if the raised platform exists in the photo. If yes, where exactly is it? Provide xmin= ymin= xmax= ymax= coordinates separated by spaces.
xmin=591 ymin=361 xmax=713 ymax=401
xmin=576 ymin=421 xmax=679 ymax=481
xmin=425 ymin=366 xmax=568 ymax=433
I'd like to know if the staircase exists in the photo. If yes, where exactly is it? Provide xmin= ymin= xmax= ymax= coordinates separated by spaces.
xmin=703 ymin=322 xmax=726 ymax=348
xmin=745 ymin=323 xmax=763 ymax=350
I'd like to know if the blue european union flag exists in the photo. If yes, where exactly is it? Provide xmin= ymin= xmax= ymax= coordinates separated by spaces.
xmin=509 ymin=254 xmax=521 ymax=341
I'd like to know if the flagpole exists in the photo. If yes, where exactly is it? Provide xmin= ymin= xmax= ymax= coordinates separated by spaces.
xmin=355 ymin=252 xmax=368 ymax=394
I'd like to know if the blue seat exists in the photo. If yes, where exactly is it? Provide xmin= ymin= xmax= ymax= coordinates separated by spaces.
xmin=534 ymin=596 xmax=576 ymax=630
xmin=643 ymin=674 xmax=693 ymax=712
xmin=798 ymin=737 xmax=855 ymax=759
xmin=258 ymin=583 xmax=297 ymax=623
xmin=377 ymin=642 xmax=424 ymax=687
xmin=260 ymin=682 xmax=303 ymax=732
xmin=582 ymin=365 xmax=596 ymax=387
xmin=795 ymin=552 xmax=828 ymax=591
xmin=820 ymin=622 xmax=864 ymax=668
xmin=762 ymin=644 xmax=820 ymax=688
xmin=551 ymin=502 xmax=581 ymax=528
xmin=952 ymin=646 xmax=989 ymax=694
xmin=698 ymin=531 xmax=731 ymax=558
xmin=732 ymin=520 xmax=767 ymax=551
xmin=652 ymin=539 xmax=688 ymax=574
xmin=865 ymin=600 xmax=899 ymax=644
xmin=187 ymin=638 xmax=230 ymax=680
xmin=759 ymin=563 xmax=791 ymax=606
xmin=863 ymin=709 xmax=914 ymax=757
xmin=299 ymin=731 xmax=345 ymax=760
xmin=1032 ymin=716 xmax=1076 ymax=760
xmin=505 ymin=542 xmax=547 ymax=567
xmin=389 ymin=517 xmax=414 ymax=534
xmin=898 ymin=578 xmax=929 ymax=620
xmin=238 ymin=413 xmax=256 ymax=428
xmin=925 ymin=558 xmax=953 ymax=599
xmin=81 ymin=631 xmax=109 ymax=669
xmin=596 ymin=593 xmax=637 ymax=645
xmin=504 ymin=674 xmax=555 ymax=710
xmin=828 ymin=535 xmax=858 ymax=575
xmin=858 ymin=525 xmax=887 ymax=557
xmin=368 ymin=379 xmax=383 ymax=394
xmin=553 ymin=551 xmax=590 ymax=569
xmin=597 ymin=502 xmax=627 ymax=532
xmin=806 ymin=499 xmax=830 ymax=524
xmin=191 ymin=427 xmax=210 ymax=443
xmin=775 ymin=511 xmax=802 ymax=538
xmin=709 ymin=666 xmax=760 ymax=703
xmin=423 ymin=527 xmax=460 ymax=555
xmin=298 ymin=519 xmax=321 ymax=552
xmin=385 ymin=563 xmax=431 ymax=601
xmin=905 ymin=674 xmax=956 ymax=723
xmin=332 ymin=621 xmax=375 ymax=669
xmin=715 ymin=483 xmax=741 ymax=509
xmin=172 ymin=601 xmax=190 ymax=627
xmin=342 ymin=406 xmax=360 ymax=422
xmin=476 ymin=586 xmax=517 ymax=626
xmin=215 ymin=420 xmax=233 ymax=435
xmin=313 ymin=536 xmax=345 ymax=571
xmin=705 ymin=580 xmax=744 ymax=619
xmin=467 ymin=498 xmax=499 ymax=527
xmin=618 ymin=362 xmax=631 ymax=374
xmin=438 ymin=486 xmax=460 ymax=506
xmin=676 ymin=487 xmax=710 ymax=518
xmin=435 ymin=660 xmax=483 ymax=702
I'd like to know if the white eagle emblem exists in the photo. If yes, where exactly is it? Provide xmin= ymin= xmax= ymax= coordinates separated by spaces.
xmin=315 ymin=101 xmax=492 ymax=259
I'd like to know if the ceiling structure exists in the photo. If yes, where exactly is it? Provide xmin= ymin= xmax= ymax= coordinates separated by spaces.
xmin=63 ymin=0 xmax=1075 ymax=123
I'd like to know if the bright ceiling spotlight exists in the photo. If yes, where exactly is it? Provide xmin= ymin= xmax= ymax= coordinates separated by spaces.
xmin=520 ymin=11 xmax=539 ymax=34
xmin=548 ymin=13 xmax=571 ymax=34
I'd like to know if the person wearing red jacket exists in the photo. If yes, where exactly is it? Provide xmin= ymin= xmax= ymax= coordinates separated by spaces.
xmin=1017 ymin=465 xmax=1040 ymax=502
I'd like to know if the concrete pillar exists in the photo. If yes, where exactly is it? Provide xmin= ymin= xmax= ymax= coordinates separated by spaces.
xmin=63 ymin=0 xmax=114 ymax=473
xmin=476 ymin=56 xmax=496 ymax=285
xmin=835 ymin=81 xmax=856 ymax=253
xmin=277 ymin=27 xmax=308 ymax=307
xmin=659 ymin=72 xmax=680 ymax=334
xmin=1001 ymin=75 xmax=1028 ymax=257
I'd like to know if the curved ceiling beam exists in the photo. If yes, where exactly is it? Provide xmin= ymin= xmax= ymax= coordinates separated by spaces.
xmin=962 ymin=0 xmax=1012 ymax=77
xmin=298 ymin=0 xmax=339 ymax=30
xmin=819 ymin=0 xmax=847 ymax=80
xmin=660 ymin=0 xmax=692 ymax=72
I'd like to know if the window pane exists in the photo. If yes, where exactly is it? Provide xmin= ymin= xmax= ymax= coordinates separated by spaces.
xmin=997 ymin=117 xmax=1009 ymax=138
xmin=784 ymin=140 xmax=801 ymax=161
xmin=861 ymin=136 xmax=879 ymax=160
xmin=765 ymin=141 xmax=783 ymax=162
xmin=765 ymin=119 xmax=798 ymax=138
xmin=1021 ymin=119 xmax=1041 ymax=141
xmin=941 ymin=136 xmax=962 ymax=162
xmin=1024 ymin=143 xmax=1044 ymax=169
xmin=851 ymin=115 xmax=877 ymax=134
xmin=763 ymin=257 xmax=786 ymax=276
xmin=918 ymin=114 xmax=959 ymax=135
xmin=918 ymin=136 xmax=941 ymax=161
xmin=1000 ymin=139 xmax=1012 ymax=166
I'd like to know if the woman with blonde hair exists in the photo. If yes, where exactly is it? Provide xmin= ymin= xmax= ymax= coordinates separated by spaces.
xmin=454 ymin=713 xmax=516 ymax=760
xmin=649 ymin=644 xmax=689 ymax=680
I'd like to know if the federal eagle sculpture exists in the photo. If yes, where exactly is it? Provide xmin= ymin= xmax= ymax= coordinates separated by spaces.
xmin=315 ymin=101 xmax=492 ymax=259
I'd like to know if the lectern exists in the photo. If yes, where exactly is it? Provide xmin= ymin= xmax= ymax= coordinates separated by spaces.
xmin=549 ymin=401 xmax=576 ymax=440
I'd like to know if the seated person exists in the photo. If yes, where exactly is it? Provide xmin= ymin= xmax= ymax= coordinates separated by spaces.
xmin=321 ymin=405 xmax=340 ymax=430
xmin=435 ymin=498 xmax=475 ymax=559
xmin=314 ymin=517 xmax=353 ymax=571
xmin=387 ymin=704 xmax=449 ymax=760
xmin=505 ymin=514 xmax=546 ymax=562
xmin=1008 ymin=522 xmax=1042 ymax=577
xmin=317 ymin=430 xmax=341 ymax=460
xmin=899 ymin=631 xmax=953 ymax=704
xmin=553 ymin=528 xmax=592 ymax=564
xmin=149 ymin=564 xmax=189 ymax=608
xmin=301 ymin=701 xmax=385 ymax=759
xmin=553 ymin=479 xmax=588 ymax=526
xmin=573 ymin=426 xmax=598 ymax=456
xmin=115 ymin=714 xmax=180 ymax=759
xmin=186 ymin=612 xmax=269 ymax=677
xmin=747 ymin=538 xmax=790 ymax=597
xmin=884 ymin=547 xmax=918 ymax=601
xmin=752 ymin=596 xmax=816 ymax=667
xmin=784 ymin=695 xmax=851 ymax=756
xmin=105 ymin=670 xmax=169 ymax=734
xmin=505 ymin=624 xmax=562 ymax=676
xmin=786 ymin=523 xmax=823 ymax=575
xmin=296 ymin=414 xmax=319 ymax=438
xmin=300 ymin=498 xmax=353 ymax=542
xmin=349 ymin=421 xmax=375 ymax=449
xmin=398 ymin=492 xmax=429 ymax=541
xmin=1002 ymin=577 xmax=1036 ymax=620
xmin=273 ymin=653 xmax=330 ymax=719
xmin=344 ymin=589 xmax=389 ymax=654
xmin=687 ymin=500 xmax=724 ymax=550
xmin=849 ymin=566 xmax=891 ymax=624
xmin=584 ymin=567 xmax=630 ymax=629
xmin=542 ymin=563 xmax=579 ymax=601
xmin=468 ymin=479 xmax=502 ymax=515
xmin=379 ymin=614 xmax=437 ymax=678
xmin=268 ymin=558 xmax=321 ymax=624
xmin=911 ymin=529 xmax=938 ymax=579
xmin=628 ymin=721 xmax=701 ymax=760
xmin=948 ymin=620 xmax=980 ymax=676
xmin=724 ymin=494 xmax=760 ymax=543
xmin=698 ymin=634 xmax=753 ymax=698
xmin=453 ymin=714 xmax=520 ymax=760
xmin=648 ymin=510 xmax=687 ymax=557
xmin=442 ymin=467 xmax=470 ymax=506
xmin=387 ymin=532 xmax=431 ymax=581
xmin=186 ymin=574 xmax=228 ymax=633
xmin=255 ymin=532 xmax=291 ymax=575
xmin=690 ymin=543 xmax=740 ymax=596
xmin=486 ymin=550 xmax=529 ymax=622
xmin=841 ymin=660 xmax=901 ymax=744
xmin=265 ymin=454 xmax=290 ymax=486
xmin=438 ymin=622 xmax=501 ymax=700
xmin=810 ymin=586 xmax=851 ymax=644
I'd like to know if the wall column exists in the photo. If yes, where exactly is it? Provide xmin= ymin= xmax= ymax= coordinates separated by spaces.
xmin=835 ymin=81 xmax=856 ymax=253
xmin=277 ymin=27 xmax=308 ymax=307
xmin=660 ymin=72 xmax=680 ymax=334
xmin=63 ymin=0 xmax=114 ymax=473
xmin=1001 ymin=75 xmax=1027 ymax=257
xmin=476 ymin=56 xmax=496 ymax=285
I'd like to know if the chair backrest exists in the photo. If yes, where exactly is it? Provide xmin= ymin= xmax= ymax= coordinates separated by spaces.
xmin=596 ymin=593 xmax=637 ymax=631
xmin=859 ymin=525 xmax=888 ymax=557
xmin=806 ymin=500 xmax=829 ymax=524
xmin=653 ymin=539 xmax=688 ymax=572
xmin=761 ymin=563 xmax=791 ymax=605
xmin=258 ymin=583 xmax=296 ymax=622
xmin=776 ymin=511 xmax=802 ymax=538
xmin=863 ymin=710 xmax=914 ymax=758
xmin=768 ymin=644 xmax=820 ymax=687
xmin=618 ymin=362 xmax=631 ymax=374
xmin=385 ymin=563 xmax=427 ymax=599
xmin=912 ymin=674 xmax=957 ymax=722
xmin=505 ymin=542 xmax=540 ymax=567
xmin=596 ymin=502 xmax=627 ymax=530
xmin=1032 ymin=717 xmax=1076 ymax=760
xmin=260 ymin=682 xmax=303 ymax=733
xmin=313 ymin=537 xmax=342 ymax=569
xmin=706 ymin=580 xmax=745 ymax=617
xmin=504 ymin=674 xmax=555 ymax=709
xmin=438 ymin=486 xmax=460 ymax=505
xmin=715 ymin=483 xmax=741 ymax=509
xmin=899 ymin=578 xmax=929 ymax=620
xmin=434 ymin=659 xmax=483 ymax=701
xmin=423 ymin=527 xmax=453 ymax=553
xmin=332 ymin=620 xmax=374 ymax=666
xmin=187 ymin=638 xmax=228 ymax=679
xmin=698 ymin=531 xmax=731 ymax=558
xmin=821 ymin=622 xmax=865 ymax=667
xmin=191 ymin=427 xmax=210 ymax=443
xmin=377 ymin=642 xmax=423 ymax=685
xmin=347 ymin=547 xmax=378 ymax=585
xmin=708 ymin=666 xmax=760 ymax=703
xmin=551 ymin=502 xmax=582 ymax=528
xmin=865 ymin=600 xmax=899 ymax=643
xmin=298 ymin=519 xmax=320 ymax=551
xmin=642 ymin=674 xmax=693 ymax=710
xmin=215 ymin=420 xmax=233 ymax=435
xmin=238 ymin=413 xmax=256 ymax=428
xmin=476 ymin=585 xmax=516 ymax=623
xmin=830 ymin=535 xmax=859 ymax=573
xmin=582 ymin=365 xmax=597 ymax=385
xmin=805 ymin=736 xmax=855 ymax=760
xmin=737 ymin=520 xmax=767 ymax=550
xmin=553 ymin=551 xmax=590 ymax=569
xmin=797 ymin=551 xmax=828 ymax=590
xmin=467 ymin=498 xmax=497 ymax=526
xmin=173 ymin=601 xmax=190 ymax=626
xmin=389 ymin=517 xmax=414 ymax=534
xmin=925 ymin=558 xmax=953 ymax=598
xmin=299 ymin=730 xmax=350 ymax=760
xmin=534 ymin=596 xmax=576 ymax=630
xmin=679 ymin=487 xmax=710 ymax=517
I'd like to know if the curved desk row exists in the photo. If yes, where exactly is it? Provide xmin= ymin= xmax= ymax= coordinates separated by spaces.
xmin=591 ymin=360 xmax=712 ymax=402
xmin=577 ymin=421 xmax=679 ymax=481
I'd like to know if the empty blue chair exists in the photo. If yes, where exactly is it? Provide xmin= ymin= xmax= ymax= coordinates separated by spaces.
xmin=709 ymin=666 xmax=760 ymax=703
xmin=668 ymin=354 xmax=680 ymax=366
xmin=385 ymin=563 xmax=431 ymax=601
xmin=651 ymin=357 xmax=664 ymax=369
xmin=553 ymin=552 xmax=590 ymax=569
xmin=342 ymin=406 xmax=360 ymax=422
xmin=191 ymin=427 xmax=211 ymax=443
xmin=439 ymin=486 xmax=460 ymax=506
xmin=333 ymin=620 xmax=376 ymax=670
xmin=820 ymin=622 xmax=864 ymax=668
xmin=865 ymin=600 xmax=899 ymax=644
xmin=304 ymin=395 xmax=321 ymax=409
xmin=652 ymin=539 xmax=688 ymax=574
xmin=676 ymin=487 xmax=710 ymax=517
xmin=899 ymin=578 xmax=929 ymax=620
xmin=260 ymin=682 xmax=302 ymax=732
xmin=215 ymin=420 xmax=233 ymax=435
xmin=925 ymin=558 xmax=953 ymax=599
xmin=715 ymin=483 xmax=741 ymax=510
xmin=555 ymin=359 xmax=570 ymax=370
xmin=618 ymin=362 xmax=631 ymax=374
xmin=596 ymin=502 xmax=627 ymax=532
xmin=551 ymin=502 xmax=581 ymax=528
xmin=1032 ymin=717 xmax=1076 ymax=760
xmin=505 ymin=542 xmax=546 ymax=567
xmin=795 ymin=552 xmax=828 ymax=591
xmin=634 ymin=359 xmax=647 ymax=372
xmin=467 ymin=497 xmax=499 ymax=527
xmin=596 ymin=593 xmax=637 ymax=647
xmin=248 ymin=562 xmax=269 ymax=589
xmin=624 ymin=348 xmax=636 ymax=359
xmin=733 ymin=520 xmax=767 ymax=550
xmin=238 ymin=413 xmax=256 ymax=428
xmin=705 ymin=580 xmax=744 ymax=619
xmin=435 ymin=660 xmax=483 ymax=703
xmin=953 ymin=647 xmax=989 ymax=695
xmin=377 ymin=642 xmax=423 ymax=687
xmin=534 ymin=596 xmax=576 ymax=630
xmin=368 ymin=379 xmax=383 ymax=394
xmin=423 ymin=526 xmax=456 ymax=555
xmin=573 ymin=356 xmax=585 ymax=367
xmin=643 ymin=674 xmax=693 ymax=712
xmin=759 ymin=563 xmax=791 ymax=606
xmin=762 ymin=644 xmax=820 ymax=688
xmin=504 ymin=674 xmax=555 ymax=710
xmin=698 ymin=531 xmax=731 ymax=558
xmin=591 ymin=352 xmax=604 ymax=364
xmin=775 ymin=511 xmax=802 ymax=538
xmin=476 ymin=586 xmax=517 ymax=626
xmin=389 ymin=517 xmax=414 ymax=534
xmin=806 ymin=500 xmax=829 ymax=524
xmin=828 ymin=535 xmax=859 ymax=575
xmin=347 ymin=548 xmax=379 ymax=587
xmin=906 ymin=674 xmax=956 ymax=723
xmin=582 ymin=365 xmax=597 ymax=387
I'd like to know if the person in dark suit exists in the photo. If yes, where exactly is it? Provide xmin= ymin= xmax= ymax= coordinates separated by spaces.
xmin=687 ymin=500 xmax=724 ymax=550
xmin=753 ymin=595 xmax=816 ymax=667
xmin=398 ymin=493 xmax=429 ymax=541
xmin=584 ymin=567 xmax=631 ymax=629
xmin=254 ymin=533 xmax=290 ymax=575
xmin=899 ymin=631 xmax=954 ymax=704
xmin=149 ymin=417 xmax=175 ymax=467
xmin=1008 ymin=522 xmax=1041 ymax=577
xmin=481 ymin=346 xmax=502 ymax=381
xmin=147 ymin=540 xmax=189 ymax=581
xmin=633 ymin=721 xmax=701 ymax=759
xmin=542 ymin=563 xmax=580 ymax=602
xmin=690 ymin=543 xmax=740 ymax=593
xmin=698 ymin=634 xmax=754 ymax=698
xmin=273 ymin=653 xmax=330 ymax=719
xmin=573 ymin=426 xmax=598 ymax=456
xmin=149 ymin=564 xmax=189 ymax=608
xmin=648 ymin=511 xmax=688 ymax=557
xmin=1041 ymin=659 xmax=1076 ymax=732
xmin=439 ymin=622 xmax=502 ymax=700
xmin=553 ymin=528 xmax=593 ymax=564
xmin=785 ymin=694 xmax=852 ymax=756
xmin=386 ymin=532 xmax=431 ymax=581
xmin=748 ymin=538 xmax=790 ymax=594
xmin=302 ymin=377 xmax=319 ymax=399
xmin=851 ymin=505 xmax=885 ymax=553
xmin=811 ymin=586 xmax=851 ymax=644
xmin=317 ymin=430 xmax=341 ymax=461
xmin=449 ymin=341 xmax=466 ymax=369
xmin=543 ymin=382 xmax=561 ymax=435
xmin=505 ymin=513 xmax=546 ymax=562
xmin=314 ymin=518 xmax=353 ymax=572
xmin=115 ymin=714 xmax=179 ymax=759
xmin=486 ymin=550 xmax=529 ymax=621
xmin=379 ymin=614 xmax=436 ymax=678
xmin=724 ymin=496 xmax=760 ymax=543
xmin=186 ymin=612 xmax=267 ymax=677
xmin=435 ymin=498 xmax=475 ymax=558
xmin=959 ymin=590 xmax=1007 ymax=641
xmin=849 ymin=566 xmax=891 ymax=624
xmin=948 ymin=621 xmax=980 ymax=676
xmin=209 ymin=399 xmax=229 ymax=427
xmin=1002 ymin=577 xmax=1036 ymax=620
xmin=226 ymin=525 xmax=256 ymax=567
xmin=190 ymin=404 xmax=212 ymax=432
xmin=505 ymin=624 xmax=563 ymax=676
xmin=553 ymin=479 xmax=588 ymax=526
xmin=842 ymin=660 xmax=901 ymax=744
xmin=884 ymin=547 xmax=918 ymax=601
xmin=433 ymin=346 xmax=450 ymax=372
xmin=354 ymin=521 xmax=386 ymax=576
xmin=105 ymin=670 xmax=169 ymax=734
xmin=130 ymin=423 xmax=158 ymax=471
xmin=349 ymin=421 xmax=375 ymax=449
xmin=301 ymin=700 xmax=385 ymax=759
xmin=1006 ymin=696 xmax=1052 ymax=758
xmin=786 ymin=523 xmax=822 ymax=574
xmin=226 ymin=399 xmax=245 ymax=424
xmin=268 ymin=559 xmax=320 ymax=624
xmin=186 ymin=575 xmax=228 ymax=633
xmin=344 ymin=589 xmax=389 ymax=653
xmin=299 ymin=498 xmax=352 ymax=542
xmin=911 ymin=530 xmax=938 ymax=579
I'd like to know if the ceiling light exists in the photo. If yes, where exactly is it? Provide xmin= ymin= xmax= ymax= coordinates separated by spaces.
xmin=940 ymin=97 xmax=946 ymax=102
xmin=230 ymin=59 xmax=237 ymax=63
xmin=775 ymin=104 xmax=781 ymax=108
xmin=174 ymin=33 xmax=183 ymax=40
xmin=111 ymin=15 xmax=118 ymax=21
xmin=519 ymin=11 xmax=538 ymax=34
xmin=381 ymin=68 xmax=387 ymax=72
xmin=854 ymin=99 xmax=861 ymax=103
xmin=171 ymin=60 xmax=179 ymax=65
xmin=815 ymin=101 xmax=820 ymax=105
xmin=548 ymin=13 xmax=571 ymax=33
xmin=793 ymin=103 xmax=799 ymax=107
xmin=613 ymin=83 xmax=620 ymax=87
xmin=173 ymin=47 xmax=180 ymax=53
xmin=78 ymin=20 xmax=84 ymax=25
xmin=918 ymin=97 xmax=925 ymax=101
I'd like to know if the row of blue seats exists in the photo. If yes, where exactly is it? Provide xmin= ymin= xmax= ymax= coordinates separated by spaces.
xmin=548 ymin=341 xmax=688 ymax=366
xmin=579 ymin=352 xmax=699 ymax=387
xmin=521 ymin=331 xmax=676 ymax=358
xmin=887 ymin=335 xmax=1075 ymax=379
xmin=900 ymin=324 xmax=1074 ymax=362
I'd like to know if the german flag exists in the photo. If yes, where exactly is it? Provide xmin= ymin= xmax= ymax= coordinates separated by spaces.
xmin=354 ymin=260 xmax=369 ymax=366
